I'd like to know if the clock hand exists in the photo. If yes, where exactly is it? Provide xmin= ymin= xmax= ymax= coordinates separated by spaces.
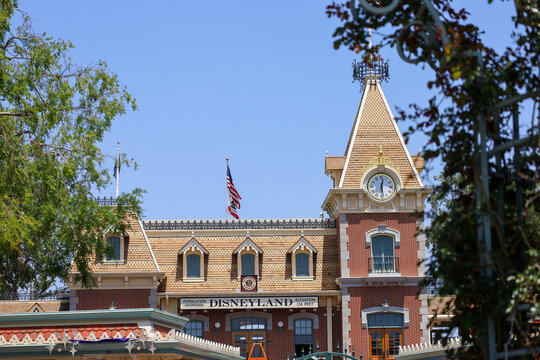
xmin=380 ymin=179 xmax=384 ymax=195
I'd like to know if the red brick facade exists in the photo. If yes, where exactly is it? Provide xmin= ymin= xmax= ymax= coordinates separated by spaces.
xmin=346 ymin=212 xmax=420 ymax=277
xmin=75 ymin=289 xmax=152 ymax=310
xmin=177 ymin=308 xmax=342 ymax=360
xmin=348 ymin=286 xmax=423 ymax=354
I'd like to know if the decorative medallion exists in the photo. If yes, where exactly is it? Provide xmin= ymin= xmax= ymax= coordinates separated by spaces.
xmin=241 ymin=275 xmax=258 ymax=292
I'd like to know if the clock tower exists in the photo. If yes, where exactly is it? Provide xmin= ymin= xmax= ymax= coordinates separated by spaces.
xmin=323 ymin=60 xmax=432 ymax=358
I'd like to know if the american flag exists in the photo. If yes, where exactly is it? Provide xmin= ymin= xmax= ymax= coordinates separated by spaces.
xmin=227 ymin=164 xmax=241 ymax=219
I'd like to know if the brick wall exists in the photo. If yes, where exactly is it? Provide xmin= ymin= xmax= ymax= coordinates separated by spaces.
xmin=177 ymin=308 xmax=341 ymax=360
xmin=75 ymin=289 xmax=152 ymax=310
xmin=346 ymin=213 xmax=420 ymax=276
xmin=348 ymin=286 xmax=423 ymax=354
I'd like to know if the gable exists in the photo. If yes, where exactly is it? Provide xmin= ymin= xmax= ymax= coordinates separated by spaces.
xmin=339 ymin=82 xmax=422 ymax=189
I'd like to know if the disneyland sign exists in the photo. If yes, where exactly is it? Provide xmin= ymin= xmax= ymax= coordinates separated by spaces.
xmin=180 ymin=296 xmax=318 ymax=310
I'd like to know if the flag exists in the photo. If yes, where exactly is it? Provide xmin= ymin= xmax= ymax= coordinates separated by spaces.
xmin=227 ymin=164 xmax=241 ymax=219
xmin=113 ymin=156 xmax=120 ymax=178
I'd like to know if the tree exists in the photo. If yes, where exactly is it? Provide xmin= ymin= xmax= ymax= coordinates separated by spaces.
xmin=0 ymin=1 xmax=143 ymax=296
xmin=327 ymin=0 xmax=539 ymax=358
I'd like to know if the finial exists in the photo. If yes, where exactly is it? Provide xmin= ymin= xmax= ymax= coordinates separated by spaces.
xmin=247 ymin=229 xmax=249 ymax=237
xmin=326 ymin=150 xmax=328 ymax=156
xmin=377 ymin=146 xmax=386 ymax=166
xmin=109 ymin=300 xmax=116 ymax=310
xmin=301 ymin=229 xmax=304 ymax=237
xmin=382 ymin=297 xmax=389 ymax=307
xmin=191 ymin=230 xmax=195 ymax=238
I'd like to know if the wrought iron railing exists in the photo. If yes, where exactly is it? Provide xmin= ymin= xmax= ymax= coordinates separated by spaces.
xmin=368 ymin=257 xmax=399 ymax=273
xmin=0 ymin=289 xmax=70 ymax=301
xmin=96 ymin=196 xmax=117 ymax=206
xmin=144 ymin=218 xmax=337 ymax=231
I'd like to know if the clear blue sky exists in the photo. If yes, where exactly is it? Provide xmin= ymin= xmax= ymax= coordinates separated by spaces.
xmin=19 ymin=1 xmax=519 ymax=220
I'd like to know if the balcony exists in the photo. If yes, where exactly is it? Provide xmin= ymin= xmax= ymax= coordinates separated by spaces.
xmin=368 ymin=256 xmax=399 ymax=274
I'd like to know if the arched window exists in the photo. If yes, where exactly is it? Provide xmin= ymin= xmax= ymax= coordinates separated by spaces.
xmin=294 ymin=319 xmax=313 ymax=356
xmin=233 ymin=237 xmax=263 ymax=279
xmin=179 ymin=237 xmax=207 ymax=282
xmin=296 ymin=253 xmax=309 ymax=276
xmin=106 ymin=236 xmax=121 ymax=261
xmin=288 ymin=236 xmax=317 ymax=280
xmin=185 ymin=320 xmax=204 ymax=338
xmin=186 ymin=254 xmax=201 ymax=278
xmin=241 ymin=253 xmax=255 ymax=275
xmin=371 ymin=235 xmax=396 ymax=273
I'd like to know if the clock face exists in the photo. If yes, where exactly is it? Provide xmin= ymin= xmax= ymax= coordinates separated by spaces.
xmin=368 ymin=173 xmax=396 ymax=201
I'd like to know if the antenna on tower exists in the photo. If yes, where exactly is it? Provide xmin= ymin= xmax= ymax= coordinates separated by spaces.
xmin=352 ymin=27 xmax=390 ymax=91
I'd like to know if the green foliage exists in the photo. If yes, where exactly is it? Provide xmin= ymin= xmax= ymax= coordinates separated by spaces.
xmin=327 ymin=0 xmax=539 ymax=358
xmin=0 ymin=0 xmax=143 ymax=295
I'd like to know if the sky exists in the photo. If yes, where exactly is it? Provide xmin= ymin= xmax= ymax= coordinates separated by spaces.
xmin=18 ymin=1 xmax=521 ymax=221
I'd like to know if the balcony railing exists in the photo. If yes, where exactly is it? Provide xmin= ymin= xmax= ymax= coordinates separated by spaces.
xmin=369 ymin=256 xmax=399 ymax=274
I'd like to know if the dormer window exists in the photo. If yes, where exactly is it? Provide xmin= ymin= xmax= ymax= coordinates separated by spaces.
xmin=288 ymin=235 xmax=317 ymax=280
xmin=106 ymin=236 xmax=121 ymax=260
xmin=179 ymin=237 xmax=208 ymax=282
xmin=233 ymin=237 xmax=263 ymax=280
xmin=103 ymin=233 xmax=125 ymax=264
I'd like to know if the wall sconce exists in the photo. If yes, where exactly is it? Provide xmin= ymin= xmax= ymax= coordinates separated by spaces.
xmin=277 ymin=321 xmax=284 ymax=334
xmin=215 ymin=321 xmax=221 ymax=334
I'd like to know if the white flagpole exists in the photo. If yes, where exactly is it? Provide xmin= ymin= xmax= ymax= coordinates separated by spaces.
xmin=226 ymin=157 xmax=229 ymax=217
xmin=115 ymin=142 xmax=120 ymax=199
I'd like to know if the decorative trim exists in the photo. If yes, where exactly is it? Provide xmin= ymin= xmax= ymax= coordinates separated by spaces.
xmin=224 ymin=310 xmax=272 ymax=331
xmin=233 ymin=237 xmax=263 ymax=255
xmin=361 ymin=306 xmax=409 ymax=328
xmin=287 ymin=236 xmax=317 ymax=254
xmin=339 ymin=77 xmax=370 ymax=188
xmin=365 ymin=226 xmax=400 ymax=247
xmin=179 ymin=238 xmax=208 ymax=255
xmin=144 ymin=218 xmax=336 ymax=231
xmin=287 ymin=311 xmax=320 ymax=330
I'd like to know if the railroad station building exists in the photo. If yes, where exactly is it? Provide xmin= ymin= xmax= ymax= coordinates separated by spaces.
xmin=0 ymin=67 xmax=445 ymax=360
xmin=63 ymin=67 xmax=433 ymax=360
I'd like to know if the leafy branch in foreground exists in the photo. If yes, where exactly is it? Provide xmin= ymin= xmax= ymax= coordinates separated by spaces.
xmin=327 ymin=0 xmax=539 ymax=358
xmin=0 ymin=1 xmax=143 ymax=295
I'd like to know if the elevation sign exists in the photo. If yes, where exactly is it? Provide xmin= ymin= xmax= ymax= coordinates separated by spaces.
xmin=180 ymin=296 xmax=318 ymax=310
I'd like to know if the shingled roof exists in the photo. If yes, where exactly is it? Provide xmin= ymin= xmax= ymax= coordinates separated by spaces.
xmin=339 ymin=81 xmax=423 ymax=189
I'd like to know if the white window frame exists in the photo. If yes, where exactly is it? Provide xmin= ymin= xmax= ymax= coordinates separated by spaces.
xmin=365 ymin=225 xmax=400 ymax=248
xmin=179 ymin=237 xmax=208 ymax=282
xmin=233 ymin=237 xmax=263 ymax=280
xmin=288 ymin=236 xmax=317 ymax=280
xmin=102 ymin=233 xmax=125 ymax=264
xmin=361 ymin=306 xmax=409 ymax=328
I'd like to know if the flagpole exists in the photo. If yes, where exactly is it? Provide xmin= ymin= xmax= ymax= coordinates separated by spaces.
xmin=115 ymin=142 xmax=120 ymax=199
xmin=226 ymin=157 xmax=229 ymax=218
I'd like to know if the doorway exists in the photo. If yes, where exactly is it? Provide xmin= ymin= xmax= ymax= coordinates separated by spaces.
xmin=233 ymin=331 xmax=266 ymax=358
xmin=369 ymin=328 xmax=402 ymax=360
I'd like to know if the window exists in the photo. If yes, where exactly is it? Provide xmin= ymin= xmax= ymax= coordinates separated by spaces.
xmin=185 ymin=320 xmax=204 ymax=338
xmin=296 ymin=253 xmax=309 ymax=276
xmin=367 ymin=313 xmax=404 ymax=328
xmin=233 ymin=237 xmax=263 ymax=279
xmin=231 ymin=317 xmax=267 ymax=330
xmin=371 ymin=235 xmax=397 ymax=273
xmin=241 ymin=253 xmax=255 ymax=275
xmin=179 ymin=237 xmax=208 ymax=282
xmin=288 ymin=236 xmax=317 ymax=280
xmin=187 ymin=254 xmax=201 ymax=278
xmin=294 ymin=319 xmax=313 ymax=356
xmin=106 ymin=236 xmax=121 ymax=260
